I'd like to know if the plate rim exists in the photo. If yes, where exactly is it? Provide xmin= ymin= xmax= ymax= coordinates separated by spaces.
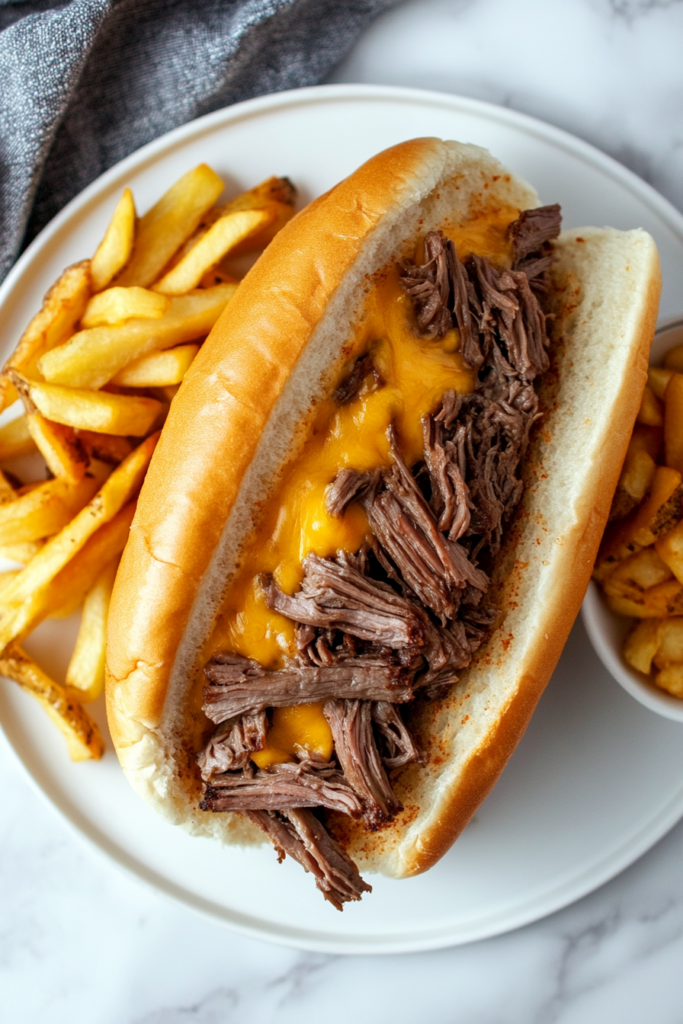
xmin=3 ymin=82 xmax=683 ymax=954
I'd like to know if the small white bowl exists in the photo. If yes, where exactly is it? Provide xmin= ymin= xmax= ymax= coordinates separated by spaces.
xmin=581 ymin=317 xmax=683 ymax=722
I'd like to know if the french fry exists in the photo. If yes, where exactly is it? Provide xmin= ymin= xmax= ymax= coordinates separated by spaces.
xmin=624 ymin=619 xmax=662 ymax=674
xmin=0 ymin=433 xmax=157 ymax=649
xmin=0 ymin=415 xmax=37 ymax=460
xmin=14 ymin=376 xmax=162 ymax=437
xmin=664 ymin=372 xmax=683 ymax=473
xmin=153 ymin=208 xmax=271 ymax=295
xmin=26 ymin=502 xmax=136 ymax=627
xmin=199 ymin=264 xmax=240 ymax=288
xmin=637 ymin=384 xmax=663 ymax=427
xmin=230 ymin=200 xmax=295 ymax=256
xmin=609 ymin=448 xmax=656 ymax=521
xmin=110 ymin=343 xmax=199 ymax=387
xmin=116 ymin=165 xmax=224 ymax=288
xmin=78 ymin=430 xmax=133 ymax=465
xmin=81 ymin=286 xmax=169 ymax=328
xmin=37 ymin=283 xmax=235 ymax=389
xmin=66 ymin=558 xmax=118 ymax=702
xmin=164 ymin=176 xmax=295 ymax=273
xmin=609 ymin=424 xmax=662 ymax=521
xmin=599 ymin=465 xmax=683 ymax=563
xmin=0 ymin=540 xmax=45 ymax=564
xmin=16 ymin=481 xmax=43 ymax=495
xmin=603 ymin=547 xmax=673 ymax=603
xmin=652 ymin=617 xmax=683 ymax=668
xmin=0 ymin=473 xmax=102 ymax=545
xmin=213 ymin=177 xmax=295 ymax=255
xmin=627 ymin=422 xmax=663 ymax=463
xmin=0 ymin=469 xmax=16 ymax=505
xmin=0 ymin=645 xmax=103 ymax=760
xmin=194 ymin=175 xmax=294 ymax=236
xmin=664 ymin=344 xmax=683 ymax=373
xmin=91 ymin=188 xmax=136 ymax=292
xmin=223 ymin=176 xmax=296 ymax=215
xmin=0 ymin=262 xmax=91 ymax=412
xmin=593 ymin=554 xmax=624 ymax=585
xmin=655 ymin=518 xmax=683 ymax=584
xmin=607 ymin=578 xmax=683 ymax=618
xmin=0 ymin=570 xmax=20 ymax=596
xmin=648 ymin=366 xmax=674 ymax=401
xmin=655 ymin=664 xmax=683 ymax=697
xmin=25 ymin=413 xmax=88 ymax=483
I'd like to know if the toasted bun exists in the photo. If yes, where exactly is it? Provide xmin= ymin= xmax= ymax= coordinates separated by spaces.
xmin=105 ymin=139 xmax=661 ymax=874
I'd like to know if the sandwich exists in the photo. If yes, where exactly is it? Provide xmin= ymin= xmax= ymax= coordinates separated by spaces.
xmin=105 ymin=138 xmax=661 ymax=909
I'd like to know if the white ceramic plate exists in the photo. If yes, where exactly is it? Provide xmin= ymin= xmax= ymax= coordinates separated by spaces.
xmin=2 ymin=85 xmax=683 ymax=955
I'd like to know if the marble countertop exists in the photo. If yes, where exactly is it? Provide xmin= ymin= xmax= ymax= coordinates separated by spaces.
xmin=4 ymin=1 xmax=683 ymax=1020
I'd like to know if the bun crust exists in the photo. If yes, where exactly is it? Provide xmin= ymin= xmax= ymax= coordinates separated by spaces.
xmin=105 ymin=140 xmax=660 ymax=872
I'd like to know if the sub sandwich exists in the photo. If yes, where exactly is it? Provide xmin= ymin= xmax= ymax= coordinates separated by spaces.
xmin=105 ymin=138 xmax=661 ymax=909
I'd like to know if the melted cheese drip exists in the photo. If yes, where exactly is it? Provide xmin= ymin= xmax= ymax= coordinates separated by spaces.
xmin=207 ymin=204 xmax=518 ymax=763
xmin=251 ymin=703 xmax=334 ymax=768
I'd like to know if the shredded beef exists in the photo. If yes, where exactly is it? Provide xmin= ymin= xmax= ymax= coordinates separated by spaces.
xmin=510 ymin=204 xmax=562 ymax=267
xmin=399 ymin=230 xmax=453 ymax=338
xmin=202 ymin=758 xmax=364 ymax=816
xmin=198 ymin=205 xmax=560 ymax=908
xmin=203 ymin=652 xmax=414 ymax=722
xmin=362 ymin=427 xmax=488 ymax=624
xmin=244 ymin=809 xmax=372 ymax=910
xmin=323 ymin=699 xmax=402 ymax=828
xmin=446 ymin=380 xmax=540 ymax=556
xmin=334 ymin=354 xmax=381 ymax=405
xmin=422 ymin=412 xmax=471 ymax=541
xmin=371 ymin=701 xmax=424 ymax=768
xmin=197 ymin=711 xmax=267 ymax=780
xmin=326 ymin=467 xmax=379 ymax=518
xmin=261 ymin=551 xmax=427 ymax=648
xmin=398 ymin=208 xmax=558 ymax=375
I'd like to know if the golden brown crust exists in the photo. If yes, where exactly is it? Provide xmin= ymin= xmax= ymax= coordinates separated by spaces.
xmin=106 ymin=137 xmax=449 ymax=748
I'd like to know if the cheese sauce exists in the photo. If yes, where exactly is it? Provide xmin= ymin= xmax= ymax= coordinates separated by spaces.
xmin=205 ymin=204 xmax=518 ymax=763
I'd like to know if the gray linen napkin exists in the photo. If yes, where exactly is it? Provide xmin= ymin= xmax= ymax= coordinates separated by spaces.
xmin=0 ymin=0 xmax=399 ymax=283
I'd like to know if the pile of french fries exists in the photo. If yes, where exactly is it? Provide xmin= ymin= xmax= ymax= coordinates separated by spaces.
xmin=0 ymin=165 xmax=295 ymax=759
xmin=594 ymin=345 xmax=683 ymax=698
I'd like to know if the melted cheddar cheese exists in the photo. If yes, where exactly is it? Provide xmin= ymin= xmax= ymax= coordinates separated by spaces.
xmin=206 ymin=204 xmax=518 ymax=763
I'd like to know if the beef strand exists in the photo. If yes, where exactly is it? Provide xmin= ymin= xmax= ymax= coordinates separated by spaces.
xmin=261 ymin=551 xmax=427 ymax=648
xmin=197 ymin=711 xmax=267 ymax=780
xmin=362 ymin=427 xmax=488 ymax=623
xmin=326 ymin=467 xmax=379 ymax=518
xmin=399 ymin=230 xmax=453 ymax=338
xmin=510 ymin=204 xmax=562 ymax=266
xmin=202 ymin=759 xmax=363 ymax=817
xmin=324 ymin=699 xmax=402 ymax=828
xmin=371 ymin=701 xmax=424 ymax=769
xmin=244 ymin=809 xmax=371 ymax=911
xmin=334 ymin=354 xmax=381 ymax=405
xmin=203 ymin=652 xmax=414 ymax=722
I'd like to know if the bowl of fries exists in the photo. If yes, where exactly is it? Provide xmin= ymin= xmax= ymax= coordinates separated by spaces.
xmin=583 ymin=317 xmax=683 ymax=722
xmin=0 ymin=163 xmax=297 ymax=760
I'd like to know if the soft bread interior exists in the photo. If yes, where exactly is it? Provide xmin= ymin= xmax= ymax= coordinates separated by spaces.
xmin=106 ymin=141 xmax=659 ymax=874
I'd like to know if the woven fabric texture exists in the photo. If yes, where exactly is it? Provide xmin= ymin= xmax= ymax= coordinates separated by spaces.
xmin=0 ymin=0 xmax=398 ymax=282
